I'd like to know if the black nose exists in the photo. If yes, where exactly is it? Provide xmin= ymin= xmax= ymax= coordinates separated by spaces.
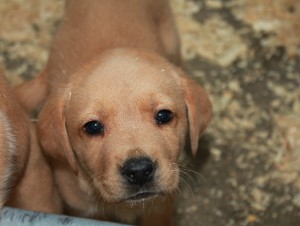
xmin=121 ymin=157 xmax=156 ymax=186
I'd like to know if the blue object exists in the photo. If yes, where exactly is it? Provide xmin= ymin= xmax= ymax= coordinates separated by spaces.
xmin=0 ymin=207 xmax=133 ymax=226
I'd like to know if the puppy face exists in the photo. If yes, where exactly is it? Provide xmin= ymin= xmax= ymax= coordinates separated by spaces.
xmin=68 ymin=51 xmax=187 ymax=202
xmin=39 ymin=49 xmax=212 ymax=204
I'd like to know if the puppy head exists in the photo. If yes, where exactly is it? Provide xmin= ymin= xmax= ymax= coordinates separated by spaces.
xmin=38 ymin=49 xmax=212 ymax=203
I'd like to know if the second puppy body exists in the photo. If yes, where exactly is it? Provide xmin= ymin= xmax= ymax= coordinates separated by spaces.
xmin=16 ymin=0 xmax=212 ymax=225
xmin=0 ymin=71 xmax=61 ymax=213
xmin=0 ymin=71 xmax=29 ymax=209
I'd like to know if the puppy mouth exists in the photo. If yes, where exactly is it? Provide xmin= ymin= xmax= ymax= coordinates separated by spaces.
xmin=125 ymin=191 xmax=163 ymax=202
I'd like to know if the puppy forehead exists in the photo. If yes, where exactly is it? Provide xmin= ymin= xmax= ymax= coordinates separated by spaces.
xmin=92 ymin=54 xmax=177 ymax=88
xmin=75 ymin=52 xmax=183 ymax=101
xmin=67 ymin=51 xmax=186 ymax=120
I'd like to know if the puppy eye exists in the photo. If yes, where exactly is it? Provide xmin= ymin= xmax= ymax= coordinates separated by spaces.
xmin=83 ymin=121 xmax=105 ymax=136
xmin=155 ymin=110 xmax=174 ymax=125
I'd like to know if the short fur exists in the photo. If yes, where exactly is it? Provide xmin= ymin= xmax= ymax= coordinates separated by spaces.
xmin=0 ymin=71 xmax=30 ymax=208
xmin=0 ymin=71 xmax=61 ymax=212
xmin=15 ymin=0 xmax=212 ymax=225
xmin=0 ymin=110 xmax=17 ymax=207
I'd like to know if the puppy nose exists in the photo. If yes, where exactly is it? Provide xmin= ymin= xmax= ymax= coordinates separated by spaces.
xmin=121 ymin=157 xmax=156 ymax=186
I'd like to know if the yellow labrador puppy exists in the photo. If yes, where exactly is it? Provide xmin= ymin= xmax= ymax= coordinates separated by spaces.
xmin=15 ymin=0 xmax=212 ymax=225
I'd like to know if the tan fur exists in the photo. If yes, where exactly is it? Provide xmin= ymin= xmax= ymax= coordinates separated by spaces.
xmin=15 ymin=0 xmax=212 ymax=225
xmin=0 ymin=111 xmax=15 ymax=207
xmin=0 ymin=71 xmax=61 ymax=212
xmin=5 ymin=124 xmax=63 ymax=213
xmin=0 ymin=71 xmax=29 ymax=208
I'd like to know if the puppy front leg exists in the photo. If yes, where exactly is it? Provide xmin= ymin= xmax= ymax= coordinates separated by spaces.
xmin=139 ymin=194 xmax=175 ymax=226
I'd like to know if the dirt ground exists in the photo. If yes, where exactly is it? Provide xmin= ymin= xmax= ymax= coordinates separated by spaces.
xmin=0 ymin=0 xmax=299 ymax=226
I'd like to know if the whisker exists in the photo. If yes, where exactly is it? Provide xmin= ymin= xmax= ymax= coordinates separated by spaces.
xmin=179 ymin=169 xmax=197 ymax=187
xmin=170 ymin=184 xmax=182 ymax=198
xmin=178 ymin=163 xmax=207 ymax=184
xmin=178 ymin=176 xmax=195 ymax=198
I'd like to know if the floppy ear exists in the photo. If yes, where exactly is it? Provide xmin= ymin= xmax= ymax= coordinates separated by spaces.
xmin=180 ymin=72 xmax=212 ymax=156
xmin=38 ymin=89 xmax=77 ymax=173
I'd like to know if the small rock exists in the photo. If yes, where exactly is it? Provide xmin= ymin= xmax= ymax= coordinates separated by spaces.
xmin=206 ymin=0 xmax=223 ymax=9
xmin=292 ymin=194 xmax=300 ymax=208
xmin=210 ymin=147 xmax=222 ymax=161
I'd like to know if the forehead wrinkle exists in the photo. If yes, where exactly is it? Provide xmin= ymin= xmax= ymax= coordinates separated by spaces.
xmin=138 ymin=93 xmax=178 ymax=112
xmin=67 ymin=94 xmax=116 ymax=124
xmin=89 ymin=99 xmax=117 ymax=120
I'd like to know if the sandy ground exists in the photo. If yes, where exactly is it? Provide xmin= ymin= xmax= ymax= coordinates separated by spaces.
xmin=0 ymin=0 xmax=299 ymax=226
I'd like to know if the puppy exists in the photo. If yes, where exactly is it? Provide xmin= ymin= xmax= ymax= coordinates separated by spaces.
xmin=15 ymin=0 xmax=212 ymax=225
xmin=0 ymin=71 xmax=29 ymax=209
xmin=0 ymin=70 xmax=61 ymax=213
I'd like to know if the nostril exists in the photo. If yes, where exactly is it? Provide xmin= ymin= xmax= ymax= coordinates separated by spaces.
xmin=121 ymin=157 xmax=156 ymax=186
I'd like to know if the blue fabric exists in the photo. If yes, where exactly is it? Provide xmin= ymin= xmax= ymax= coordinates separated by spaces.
xmin=0 ymin=207 xmax=133 ymax=226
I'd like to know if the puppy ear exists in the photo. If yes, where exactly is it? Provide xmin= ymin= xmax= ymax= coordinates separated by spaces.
xmin=179 ymin=72 xmax=212 ymax=156
xmin=38 ymin=89 xmax=77 ymax=173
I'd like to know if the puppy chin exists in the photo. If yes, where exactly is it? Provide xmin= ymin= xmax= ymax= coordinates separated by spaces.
xmin=94 ymin=181 xmax=171 ymax=205
xmin=122 ymin=190 xmax=165 ymax=205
